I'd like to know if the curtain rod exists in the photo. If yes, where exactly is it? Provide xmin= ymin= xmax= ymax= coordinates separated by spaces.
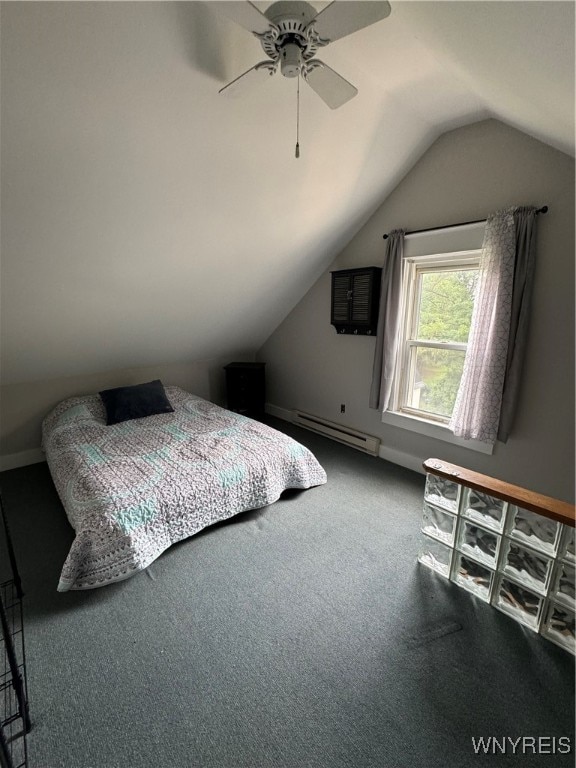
xmin=382 ymin=206 xmax=548 ymax=240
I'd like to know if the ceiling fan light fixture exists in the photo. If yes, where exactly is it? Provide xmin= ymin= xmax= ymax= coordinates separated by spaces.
xmin=280 ymin=42 xmax=303 ymax=78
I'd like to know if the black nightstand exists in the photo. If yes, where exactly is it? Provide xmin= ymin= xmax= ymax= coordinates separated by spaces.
xmin=224 ymin=362 xmax=266 ymax=421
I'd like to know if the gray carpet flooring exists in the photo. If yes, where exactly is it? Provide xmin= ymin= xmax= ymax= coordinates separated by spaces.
xmin=0 ymin=420 xmax=574 ymax=768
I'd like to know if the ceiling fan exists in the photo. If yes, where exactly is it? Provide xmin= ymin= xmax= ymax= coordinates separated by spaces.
xmin=216 ymin=1 xmax=392 ymax=110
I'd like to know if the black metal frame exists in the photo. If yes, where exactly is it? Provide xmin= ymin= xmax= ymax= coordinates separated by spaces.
xmin=0 ymin=495 xmax=30 ymax=768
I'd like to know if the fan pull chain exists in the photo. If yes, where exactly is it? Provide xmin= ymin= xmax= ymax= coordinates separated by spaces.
xmin=295 ymin=76 xmax=300 ymax=159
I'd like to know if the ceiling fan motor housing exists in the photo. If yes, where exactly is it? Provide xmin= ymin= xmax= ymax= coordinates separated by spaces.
xmin=261 ymin=1 xmax=321 ymax=76
xmin=265 ymin=1 xmax=317 ymax=30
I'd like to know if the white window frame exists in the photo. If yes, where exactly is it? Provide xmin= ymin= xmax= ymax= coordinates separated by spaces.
xmin=383 ymin=248 xmax=494 ymax=455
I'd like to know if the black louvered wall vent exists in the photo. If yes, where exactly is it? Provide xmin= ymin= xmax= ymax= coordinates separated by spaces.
xmin=330 ymin=267 xmax=382 ymax=335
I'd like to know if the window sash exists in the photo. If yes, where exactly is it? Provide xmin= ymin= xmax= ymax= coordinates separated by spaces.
xmin=407 ymin=340 xmax=467 ymax=352
xmin=392 ymin=250 xmax=480 ymax=424
xmin=402 ymin=344 xmax=468 ymax=423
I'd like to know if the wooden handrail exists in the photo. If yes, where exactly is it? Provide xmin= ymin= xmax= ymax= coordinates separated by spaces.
xmin=423 ymin=459 xmax=575 ymax=528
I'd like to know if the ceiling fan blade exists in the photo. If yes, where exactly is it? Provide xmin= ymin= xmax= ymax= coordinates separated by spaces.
xmin=311 ymin=1 xmax=391 ymax=43
xmin=218 ymin=62 xmax=275 ymax=97
xmin=213 ymin=1 xmax=272 ymax=36
xmin=302 ymin=61 xmax=357 ymax=109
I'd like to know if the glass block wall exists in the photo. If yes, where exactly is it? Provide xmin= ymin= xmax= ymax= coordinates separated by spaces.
xmin=419 ymin=472 xmax=575 ymax=655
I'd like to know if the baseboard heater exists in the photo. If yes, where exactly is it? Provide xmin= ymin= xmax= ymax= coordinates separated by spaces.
xmin=292 ymin=411 xmax=380 ymax=456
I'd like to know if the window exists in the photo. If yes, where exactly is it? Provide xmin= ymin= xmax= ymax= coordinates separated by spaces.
xmin=391 ymin=250 xmax=480 ymax=425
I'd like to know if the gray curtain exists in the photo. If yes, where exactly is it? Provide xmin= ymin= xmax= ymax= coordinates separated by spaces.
xmin=449 ymin=206 xmax=538 ymax=444
xmin=497 ymin=206 xmax=538 ymax=441
xmin=369 ymin=230 xmax=405 ymax=410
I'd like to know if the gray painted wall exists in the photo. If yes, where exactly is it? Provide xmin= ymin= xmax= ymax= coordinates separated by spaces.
xmin=257 ymin=119 xmax=575 ymax=502
xmin=1 ymin=1 xmax=464 ymax=388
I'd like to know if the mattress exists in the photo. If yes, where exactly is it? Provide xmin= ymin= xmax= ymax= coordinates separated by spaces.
xmin=42 ymin=386 xmax=327 ymax=590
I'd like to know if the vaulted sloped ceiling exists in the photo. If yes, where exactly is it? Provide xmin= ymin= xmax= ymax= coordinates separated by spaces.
xmin=1 ymin=1 xmax=574 ymax=384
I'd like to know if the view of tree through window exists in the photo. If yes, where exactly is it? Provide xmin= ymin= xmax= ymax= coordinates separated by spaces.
xmin=406 ymin=268 xmax=478 ymax=419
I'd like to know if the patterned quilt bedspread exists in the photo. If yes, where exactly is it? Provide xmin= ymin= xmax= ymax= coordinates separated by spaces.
xmin=42 ymin=387 xmax=327 ymax=591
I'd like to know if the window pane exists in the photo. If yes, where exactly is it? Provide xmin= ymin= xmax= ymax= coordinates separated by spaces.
xmin=406 ymin=346 xmax=466 ymax=418
xmin=416 ymin=270 xmax=477 ymax=343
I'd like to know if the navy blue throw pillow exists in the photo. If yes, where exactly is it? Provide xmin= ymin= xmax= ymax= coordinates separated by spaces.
xmin=99 ymin=380 xmax=174 ymax=425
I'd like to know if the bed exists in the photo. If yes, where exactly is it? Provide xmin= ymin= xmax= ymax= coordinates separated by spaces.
xmin=42 ymin=385 xmax=327 ymax=591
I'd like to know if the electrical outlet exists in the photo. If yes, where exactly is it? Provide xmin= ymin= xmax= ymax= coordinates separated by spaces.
xmin=340 ymin=404 xmax=345 ymax=413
